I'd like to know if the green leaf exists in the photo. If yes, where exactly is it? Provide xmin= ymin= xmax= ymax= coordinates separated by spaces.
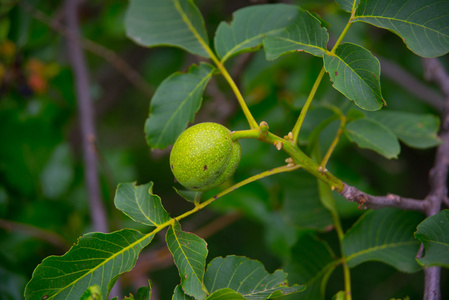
xmin=367 ymin=111 xmax=441 ymax=149
xmin=264 ymin=8 xmax=329 ymax=60
xmin=415 ymin=210 xmax=449 ymax=267
xmin=206 ymin=289 xmax=246 ymax=300
xmin=352 ymin=0 xmax=449 ymax=58
xmin=332 ymin=291 xmax=346 ymax=300
xmin=125 ymin=0 xmax=210 ymax=57
xmin=24 ymin=229 xmax=154 ymax=300
xmin=204 ymin=255 xmax=305 ymax=299
xmin=344 ymin=118 xmax=400 ymax=159
xmin=145 ymin=63 xmax=215 ymax=149
xmin=166 ymin=221 xmax=208 ymax=300
xmin=114 ymin=182 xmax=171 ymax=227
xmin=343 ymin=208 xmax=424 ymax=273
xmin=336 ymin=0 xmax=359 ymax=12
xmin=173 ymin=285 xmax=195 ymax=300
xmin=323 ymin=43 xmax=385 ymax=111
xmin=282 ymin=171 xmax=334 ymax=231
xmin=214 ymin=4 xmax=299 ymax=62
xmin=284 ymin=234 xmax=338 ymax=300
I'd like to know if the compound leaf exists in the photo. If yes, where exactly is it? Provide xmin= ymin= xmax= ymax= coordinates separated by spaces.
xmin=25 ymin=229 xmax=154 ymax=300
xmin=343 ymin=208 xmax=424 ymax=272
xmin=264 ymin=8 xmax=329 ymax=60
xmin=114 ymin=182 xmax=171 ymax=227
xmin=166 ymin=221 xmax=208 ymax=300
xmin=145 ymin=63 xmax=215 ymax=149
xmin=415 ymin=210 xmax=449 ymax=267
xmin=214 ymin=4 xmax=299 ymax=62
xmin=367 ymin=111 xmax=441 ymax=149
xmin=324 ymin=43 xmax=385 ymax=111
xmin=125 ymin=0 xmax=210 ymax=57
xmin=352 ymin=0 xmax=449 ymax=58
xmin=345 ymin=118 xmax=400 ymax=159
xmin=204 ymin=255 xmax=305 ymax=299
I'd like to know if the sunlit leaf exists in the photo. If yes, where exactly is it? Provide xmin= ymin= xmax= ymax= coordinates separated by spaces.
xmin=344 ymin=118 xmax=400 ymax=159
xmin=145 ymin=63 xmax=215 ymax=149
xmin=284 ymin=234 xmax=338 ymax=300
xmin=343 ymin=208 xmax=424 ymax=272
xmin=114 ymin=182 xmax=171 ymax=227
xmin=214 ymin=4 xmax=299 ymax=62
xmin=324 ymin=43 xmax=385 ymax=111
xmin=367 ymin=111 xmax=441 ymax=149
xmin=166 ymin=221 xmax=208 ymax=299
xmin=125 ymin=0 xmax=210 ymax=57
xmin=204 ymin=255 xmax=305 ymax=299
xmin=352 ymin=0 xmax=449 ymax=58
xmin=264 ymin=8 xmax=328 ymax=60
xmin=24 ymin=229 xmax=154 ymax=300
xmin=415 ymin=210 xmax=449 ymax=267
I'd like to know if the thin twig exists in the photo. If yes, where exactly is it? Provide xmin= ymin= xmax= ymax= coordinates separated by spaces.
xmin=378 ymin=56 xmax=444 ymax=111
xmin=64 ymin=0 xmax=108 ymax=233
xmin=0 ymin=219 xmax=70 ymax=251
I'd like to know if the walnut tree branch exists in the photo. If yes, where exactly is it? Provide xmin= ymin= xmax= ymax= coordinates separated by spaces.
xmin=339 ymin=185 xmax=426 ymax=211
xmin=64 ymin=0 xmax=108 ymax=233
xmin=420 ymin=57 xmax=449 ymax=300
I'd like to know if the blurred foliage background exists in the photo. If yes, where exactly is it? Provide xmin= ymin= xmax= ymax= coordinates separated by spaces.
xmin=0 ymin=0 xmax=447 ymax=299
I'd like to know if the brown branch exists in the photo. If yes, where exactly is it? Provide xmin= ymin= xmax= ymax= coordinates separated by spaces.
xmin=20 ymin=1 xmax=153 ymax=99
xmin=339 ymin=185 xmax=427 ymax=211
xmin=0 ymin=219 xmax=70 ymax=251
xmin=420 ymin=57 xmax=449 ymax=300
xmin=64 ymin=0 xmax=108 ymax=233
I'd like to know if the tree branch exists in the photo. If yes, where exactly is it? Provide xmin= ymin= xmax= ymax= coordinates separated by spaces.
xmin=64 ymin=0 xmax=108 ymax=233
xmin=0 ymin=219 xmax=70 ymax=251
xmin=339 ymin=185 xmax=427 ymax=211
xmin=420 ymin=57 xmax=449 ymax=300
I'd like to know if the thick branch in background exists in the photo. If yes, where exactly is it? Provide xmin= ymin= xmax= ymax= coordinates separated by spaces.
xmin=64 ymin=0 xmax=108 ymax=233
xmin=420 ymin=57 xmax=449 ymax=300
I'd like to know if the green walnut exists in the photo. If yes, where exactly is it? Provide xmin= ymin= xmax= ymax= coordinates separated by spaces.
xmin=170 ymin=122 xmax=241 ymax=191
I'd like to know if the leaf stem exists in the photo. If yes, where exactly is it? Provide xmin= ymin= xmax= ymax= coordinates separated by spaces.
xmin=292 ymin=67 xmax=326 ymax=144
xmin=291 ymin=12 xmax=354 ymax=144
xmin=321 ymin=114 xmax=347 ymax=169
xmin=174 ymin=0 xmax=258 ymax=129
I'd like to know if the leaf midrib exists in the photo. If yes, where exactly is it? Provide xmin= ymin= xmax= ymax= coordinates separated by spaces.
xmin=352 ymin=15 xmax=449 ymax=38
xmin=346 ymin=240 xmax=418 ymax=262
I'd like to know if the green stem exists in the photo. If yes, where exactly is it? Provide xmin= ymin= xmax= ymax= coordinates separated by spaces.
xmin=176 ymin=1 xmax=258 ymax=130
xmin=174 ymin=164 xmax=301 ymax=222
xmin=291 ymin=12 xmax=354 ymax=144
xmin=231 ymin=127 xmax=345 ymax=192
xmin=292 ymin=67 xmax=326 ymax=145
xmin=321 ymin=115 xmax=346 ymax=169
xmin=313 ymin=145 xmax=351 ymax=300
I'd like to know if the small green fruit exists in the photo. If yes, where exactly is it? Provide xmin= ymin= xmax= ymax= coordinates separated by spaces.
xmin=170 ymin=122 xmax=241 ymax=191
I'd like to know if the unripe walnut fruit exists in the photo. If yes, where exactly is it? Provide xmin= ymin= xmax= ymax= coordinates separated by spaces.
xmin=170 ymin=122 xmax=241 ymax=191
